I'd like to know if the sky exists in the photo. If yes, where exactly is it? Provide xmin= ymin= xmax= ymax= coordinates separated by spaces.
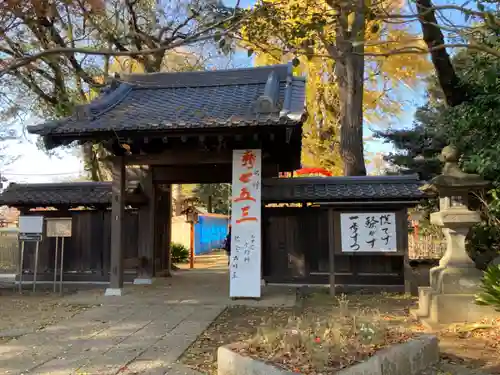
xmin=0 ymin=0 xmax=467 ymax=184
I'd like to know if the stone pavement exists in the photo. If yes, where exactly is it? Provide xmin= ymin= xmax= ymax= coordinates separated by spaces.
xmin=0 ymin=268 xmax=296 ymax=375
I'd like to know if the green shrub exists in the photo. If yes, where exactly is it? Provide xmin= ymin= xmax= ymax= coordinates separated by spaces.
xmin=475 ymin=263 xmax=500 ymax=311
xmin=171 ymin=242 xmax=189 ymax=263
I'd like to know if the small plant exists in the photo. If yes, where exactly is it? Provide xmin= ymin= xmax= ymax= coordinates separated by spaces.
xmin=336 ymin=293 xmax=349 ymax=315
xmin=245 ymin=303 xmax=407 ymax=373
xmin=171 ymin=242 xmax=189 ymax=263
xmin=476 ymin=263 xmax=500 ymax=311
xmin=358 ymin=323 xmax=376 ymax=343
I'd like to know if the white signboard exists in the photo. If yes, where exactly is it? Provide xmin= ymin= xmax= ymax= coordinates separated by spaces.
xmin=341 ymin=213 xmax=397 ymax=252
xmin=230 ymin=149 xmax=262 ymax=298
xmin=46 ymin=218 xmax=72 ymax=238
xmin=18 ymin=216 xmax=44 ymax=234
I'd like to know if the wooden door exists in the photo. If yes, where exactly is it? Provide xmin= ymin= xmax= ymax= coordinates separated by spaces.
xmin=263 ymin=208 xmax=306 ymax=282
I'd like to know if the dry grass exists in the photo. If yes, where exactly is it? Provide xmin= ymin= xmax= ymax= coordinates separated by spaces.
xmin=181 ymin=292 xmax=423 ymax=375
xmin=181 ymin=306 xmax=294 ymax=375
xmin=236 ymin=294 xmax=416 ymax=374
xmin=0 ymin=287 xmax=98 ymax=343
xmin=181 ymin=291 xmax=500 ymax=374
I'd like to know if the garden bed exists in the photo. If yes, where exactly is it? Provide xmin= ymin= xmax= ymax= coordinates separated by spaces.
xmin=219 ymin=334 xmax=439 ymax=375
xmin=181 ymin=292 xmax=500 ymax=374
xmin=221 ymin=299 xmax=424 ymax=374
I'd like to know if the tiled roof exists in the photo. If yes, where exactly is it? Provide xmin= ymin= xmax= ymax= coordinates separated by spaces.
xmin=0 ymin=175 xmax=428 ymax=208
xmin=27 ymin=64 xmax=306 ymax=139
xmin=262 ymin=175 xmax=430 ymax=202
xmin=0 ymin=180 xmax=143 ymax=207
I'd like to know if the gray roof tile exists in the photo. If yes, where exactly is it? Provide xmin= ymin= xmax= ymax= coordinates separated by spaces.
xmin=262 ymin=175 xmax=430 ymax=202
xmin=0 ymin=175 xmax=429 ymax=208
xmin=27 ymin=64 xmax=306 ymax=137
xmin=0 ymin=180 xmax=143 ymax=207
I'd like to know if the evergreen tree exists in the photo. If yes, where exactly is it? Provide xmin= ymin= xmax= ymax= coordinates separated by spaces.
xmin=192 ymin=183 xmax=231 ymax=215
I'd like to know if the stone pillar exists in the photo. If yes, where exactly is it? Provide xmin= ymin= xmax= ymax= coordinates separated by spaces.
xmin=412 ymin=146 xmax=493 ymax=326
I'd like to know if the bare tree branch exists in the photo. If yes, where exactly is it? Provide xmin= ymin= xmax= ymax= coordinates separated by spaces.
xmin=380 ymin=5 xmax=500 ymax=27
xmin=0 ymin=10 xmax=243 ymax=76
xmin=416 ymin=0 xmax=469 ymax=107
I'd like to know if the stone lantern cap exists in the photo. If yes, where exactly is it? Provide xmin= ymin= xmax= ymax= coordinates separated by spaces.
xmin=420 ymin=146 xmax=490 ymax=195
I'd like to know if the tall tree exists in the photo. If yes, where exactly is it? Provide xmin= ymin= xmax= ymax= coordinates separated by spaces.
xmin=254 ymin=53 xmax=344 ymax=174
xmin=377 ymin=31 xmax=500 ymax=265
xmin=192 ymin=183 xmax=231 ymax=215
xmin=0 ymin=0 xmax=239 ymax=180
xmin=414 ymin=0 xmax=499 ymax=107
xmin=243 ymin=0 xmax=430 ymax=175
xmin=237 ymin=0 xmax=431 ymax=176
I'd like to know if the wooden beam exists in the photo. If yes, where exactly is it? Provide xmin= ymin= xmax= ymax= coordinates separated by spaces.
xmin=107 ymin=156 xmax=125 ymax=294
xmin=123 ymin=150 xmax=234 ymax=166
xmin=153 ymin=165 xmax=232 ymax=184
xmin=153 ymin=162 xmax=279 ymax=184
xmin=107 ymin=149 xmax=273 ymax=167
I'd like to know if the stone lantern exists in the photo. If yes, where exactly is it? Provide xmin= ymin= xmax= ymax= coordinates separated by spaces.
xmin=413 ymin=146 xmax=493 ymax=326
xmin=182 ymin=197 xmax=200 ymax=224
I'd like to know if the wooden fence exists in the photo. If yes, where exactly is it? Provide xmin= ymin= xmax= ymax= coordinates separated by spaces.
xmin=0 ymin=228 xmax=19 ymax=273
xmin=408 ymin=235 xmax=446 ymax=259
xmin=14 ymin=210 xmax=139 ymax=275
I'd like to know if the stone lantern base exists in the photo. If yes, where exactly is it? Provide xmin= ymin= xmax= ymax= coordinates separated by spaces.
xmin=411 ymin=145 xmax=498 ymax=328
xmin=411 ymin=266 xmax=494 ymax=327
xmin=411 ymin=210 xmax=497 ymax=327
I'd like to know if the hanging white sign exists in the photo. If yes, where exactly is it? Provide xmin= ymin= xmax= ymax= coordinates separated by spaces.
xmin=340 ymin=212 xmax=397 ymax=252
xmin=229 ymin=149 xmax=262 ymax=298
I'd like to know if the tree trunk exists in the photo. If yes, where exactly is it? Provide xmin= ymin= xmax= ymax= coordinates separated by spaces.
xmin=174 ymin=184 xmax=183 ymax=216
xmin=416 ymin=0 xmax=468 ymax=107
xmin=208 ymin=195 xmax=213 ymax=213
xmin=335 ymin=47 xmax=367 ymax=176
xmin=82 ymin=142 xmax=100 ymax=181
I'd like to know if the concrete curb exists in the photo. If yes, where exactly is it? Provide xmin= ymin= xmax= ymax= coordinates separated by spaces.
xmin=217 ymin=335 xmax=439 ymax=375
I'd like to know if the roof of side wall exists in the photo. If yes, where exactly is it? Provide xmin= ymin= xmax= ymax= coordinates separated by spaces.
xmin=262 ymin=175 xmax=431 ymax=203
xmin=0 ymin=169 xmax=147 ymax=208
xmin=0 ymin=175 xmax=431 ymax=208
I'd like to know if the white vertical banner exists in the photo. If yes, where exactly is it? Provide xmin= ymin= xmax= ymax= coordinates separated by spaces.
xmin=230 ymin=149 xmax=262 ymax=298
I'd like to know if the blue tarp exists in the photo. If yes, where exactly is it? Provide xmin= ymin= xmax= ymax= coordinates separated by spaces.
xmin=194 ymin=215 xmax=229 ymax=255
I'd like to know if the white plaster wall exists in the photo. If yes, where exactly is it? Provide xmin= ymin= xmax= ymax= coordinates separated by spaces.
xmin=171 ymin=215 xmax=191 ymax=249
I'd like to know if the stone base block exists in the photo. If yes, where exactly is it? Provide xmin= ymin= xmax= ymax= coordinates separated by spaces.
xmin=104 ymin=287 xmax=124 ymax=296
xmin=413 ymin=288 xmax=496 ymax=327
xmin=217 ymin=335 xmax=438 ymax=375
xmin=413 ymin=287 xmax=432 ymax=317
xmin=430 ymin=266 xmax=483 ymax=294
xmin=133 ymin=278 xmax=154 ymax=285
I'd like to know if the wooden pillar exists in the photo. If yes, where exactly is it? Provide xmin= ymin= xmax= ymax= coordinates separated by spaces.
xmin=153 ymin=185 xmax=162 ymax=275
xmin=400 ymin=208 xmax=412 ymax=295
xmin=162 ymin=185 xmax=173 ymax=276
xmin=153 ymin=184 xmax=172 ymax=276
xmin=328 ymin=209 xmax=336 ymax=296
xmin=262 ymin=163 xmax=280 ymax=178
xmin=189 ymin=222 xmax=194 ymax=269
xmin=105 ymin=156 xmax=125 ymax=296
xmin=135 ymin=170 xmax=155 ymax=283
